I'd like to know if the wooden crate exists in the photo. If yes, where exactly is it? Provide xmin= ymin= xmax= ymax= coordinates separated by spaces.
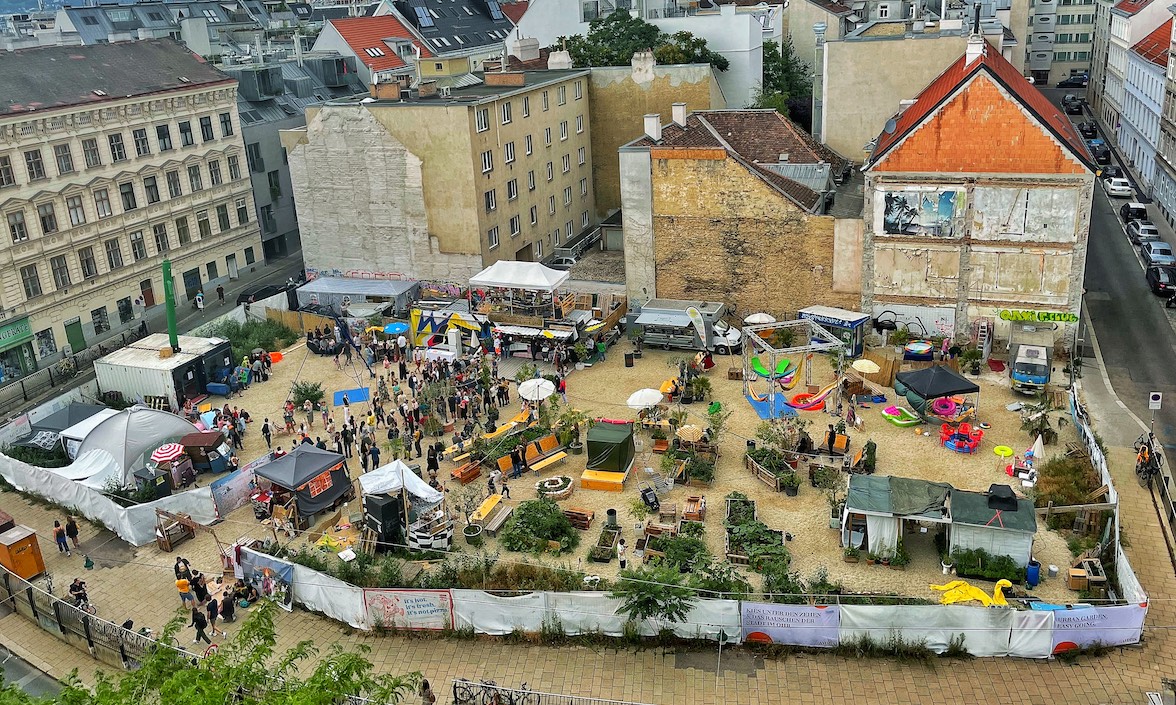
xmin=562 ymin=507 xmax=595 ymax=530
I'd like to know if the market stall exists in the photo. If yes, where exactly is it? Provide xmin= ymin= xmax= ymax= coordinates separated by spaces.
xmin=358 ymin=460 xmax=450 ymax=551
xmin=296 ymin=277 xmax=420 ymax=317
xmin=252 ymin=445 xmax=353 ymax=530
xmin=469 ymin=261 xmax=570 ymax=319
xmin=841 ymin=474 xmax=951 ymax=556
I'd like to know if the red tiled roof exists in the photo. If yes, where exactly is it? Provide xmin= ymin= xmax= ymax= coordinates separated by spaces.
xmin=501 ymin=0 xmax=528 ymax=24
xmin=1132 ymin=18 xmax=1172 ymax=67
xmin=868 ymin=41 xmax=1090 ymax=171
xmin=329 ymin=16 xmax=431 ymax=72
xmin=1113 ymin=0 xmax=1154 ymax=15
xmin=804 ymin=0 xmax=854 ymax=14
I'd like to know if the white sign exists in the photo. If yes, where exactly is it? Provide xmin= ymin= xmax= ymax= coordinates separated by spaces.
xmin=363 ymin=589 xmax=453 ymax=630
xmin=1149 ymin=392 xmax=1163 ymax=411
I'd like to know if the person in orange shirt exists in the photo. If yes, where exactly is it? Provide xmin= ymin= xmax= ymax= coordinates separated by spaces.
xmin=176 ymin=576 xmax=194 ymax=606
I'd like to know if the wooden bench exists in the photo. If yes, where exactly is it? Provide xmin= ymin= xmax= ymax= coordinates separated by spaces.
xmin=484 ymin=504 xmax=514 ymax=537
xmin=496 ymin=455 xmax=514 ymax=476
xmin=683 ymin=495 xmax=706 ymax=522
xmin=470 ymin=494 xmax=503 ymax=525
xmin=451 ymin=462 xmax=481 ymax=485
xmin=652 ymin=439 xmax=670 ymax=454
xmin=536 ymin=435 xmax=561 ymax=456
xmin=531 ymin=451 xmax=568 ymax=474
xmin=644 ymin=520 xmax=677 ymax=537
xmin=452 ymin=450 xmax=471 ymax=465
xmin=658 ymin=503 xmax=678 ymax=521
xmin=563 ymin=507 xmax=594 ymax=530
xmin=581 ymin=470 xmax=626 ymax=492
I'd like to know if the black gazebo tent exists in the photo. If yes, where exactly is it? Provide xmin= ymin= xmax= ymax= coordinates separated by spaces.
xmin=894 ymin=365 xmax=980 ymax=417
xmin=15 ymin=403 xmax=108 ymax=450
xmin=586 ymin=422 xmax=636 ymax=473
xmin=255 ymin=445 xmax=352 ymax=520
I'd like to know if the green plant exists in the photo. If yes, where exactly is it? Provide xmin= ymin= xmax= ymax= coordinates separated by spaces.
xmin=707 ymin=407 xmax=732 ymax=441
xmin=650 ymin=427 xmax=667 ymax=441
xmin=292 ymin=380 xmax=325 ymax=407
xmin=648 ymin=533 xmax=709 ymax=570
xmin=807 ymin=567 xmax=842 ymax=600
xmin=685 ymin=455 xmax=715 ymax=484
xmin=452 ymin=483 xmax=485 ymax=526
xmin=689 ymin=375 xmax=712 ymax=400
xmin=610 ymin=563 xmax=698 ymax=632
xmin=514 ymin=362 xmax=538 ymax=384
xmin=863 ymin=440 xmax=877 ymax=473
xmin=888 ymin=328 xmax=912 ymax=346
xmin=1 ymin=443 xmax=71 ymax=468
xmin=756 ymin=416 xmax=810 ymax=453
xmin=688 ymin=560 xmax=753 ymax=599
xmin=950 ymin=548 xmax=1023 ymax=583
xmin=944 ymin=633 xmax=972 ymax=659
xmin=724 ymin=492 xmax=756 ymax=525
xmin=628 ymin=495 xmax=653 ymax=519
xmin=770 ymin=327 xmax=795 ymax=348
xmin=573 ymin=342 xmax=590 ymax=362
xmin=891 ymin=541 xmax=911 ymax=568
xmin=958 ymin=347 xmax=983 ymax=365
xmin=202 ymin=317 xmax=300 ymax=363
xmin=556 ymin=406 xmax=588 ymax=446
xmin=726 ymin=520 xmax=790 ymax=570
xmin=498 ymin=498 xmax=581 ymax=554
xmin=844 ymin=545 xmax=860 ymax=559
xmin=780 ymin=471 xmax=799 ymax=490
xmin=761 ymin=559 xmax=806 ymax=604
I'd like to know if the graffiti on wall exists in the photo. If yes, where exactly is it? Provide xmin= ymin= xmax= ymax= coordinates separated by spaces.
xmin=881 ymin=189 xmax=965 ymax=237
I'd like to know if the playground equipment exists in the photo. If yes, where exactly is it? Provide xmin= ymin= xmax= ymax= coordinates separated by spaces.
xmin=741 ymin=319 xmax=845 ymax=419
xmin=930 ymin=579 xmax=1011 ymax=607
xmin=940 ymin=423 xmax=984 ymax=453
xmin=881 ymin=405 xmax=922 ymax=427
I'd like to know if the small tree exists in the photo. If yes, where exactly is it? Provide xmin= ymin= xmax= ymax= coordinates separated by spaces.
xmin=611 ymin=563 xmax=698 ymax=633
xmin=453 ymin=483 xmax=485 ymax=526
xmin=291 ymin=380 xmax=325 ymax=407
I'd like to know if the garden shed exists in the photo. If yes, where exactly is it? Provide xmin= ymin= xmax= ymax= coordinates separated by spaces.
xmin=586 ymin=422 xmax=636 ymax=474
xmin=948 ymin=487 xmax=1037 ymax=568
xmin=842 ymin=474 xmax=951 ymax=555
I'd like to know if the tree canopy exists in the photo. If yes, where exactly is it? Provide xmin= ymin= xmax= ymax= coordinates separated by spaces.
xmin=559 ymin=11 xmax=728 ymax=71
xmin=751 ymin=39 xmax=813 ymax=126
xmin=5 ymin=602 xmax=419 ymax=705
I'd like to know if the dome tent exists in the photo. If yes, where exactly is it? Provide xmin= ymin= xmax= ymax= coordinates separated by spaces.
xmin=74 ymin=406 xmax=200 ymax=487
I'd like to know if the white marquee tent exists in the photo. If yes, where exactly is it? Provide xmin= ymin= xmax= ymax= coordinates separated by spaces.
xmin=469 ymin=261 xmax=570 ymax=292
xmin=359 ymin=460 xmax=444 ymax=504
xmin=74 ymin=406 xmax=199 ymax=486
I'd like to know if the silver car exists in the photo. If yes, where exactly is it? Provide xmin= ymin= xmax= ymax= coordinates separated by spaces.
xmin=1127 ymin=220 xmax=1161 ymax=244
xmin=1141 ymin=241 xmax=1176 ymax=266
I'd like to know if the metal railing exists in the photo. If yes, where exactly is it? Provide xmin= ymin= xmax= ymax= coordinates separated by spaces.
xmin=451 ymin=680 xmax=656 ymax=705
xmin=0 ymin=326 xmax=147 ymax=412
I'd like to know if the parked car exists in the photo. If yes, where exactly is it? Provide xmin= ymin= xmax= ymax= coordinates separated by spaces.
xmin=1058 ymin=75 xmax=1089 ymax=88
xmin=1100 ymin=165 xmax=1124 ymax=179
xmin=1146 ymin=265 xmax=1176 ymax=295
xmin=546 ymin=256 xmax=578 ymax=271
xmin=1121 ymin=202 xmax=1149 ymax=223
xmin=1127 ymin=220 xmax=1161 ymax=244
xmin=1064 ymin=96 xmax=1085 ymax=115
xmin=1102 ymin=177 xmax=1133 ymax=197
xmin=1141 ymin=241 xmax=1176 ymax=266
xmin=1078 ymin=121 xmax=1098 ymax=138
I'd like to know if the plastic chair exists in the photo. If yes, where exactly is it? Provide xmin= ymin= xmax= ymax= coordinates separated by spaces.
xmin=958 ymin=422 xmax=972 ymax=436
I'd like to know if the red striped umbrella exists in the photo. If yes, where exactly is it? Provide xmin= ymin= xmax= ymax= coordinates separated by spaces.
xmin=150 ymin=443 xmax=185 ymax=463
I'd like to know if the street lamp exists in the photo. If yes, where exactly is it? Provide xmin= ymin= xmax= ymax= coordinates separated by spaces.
xmin=813 ymin=22 xmax=827 ymax=141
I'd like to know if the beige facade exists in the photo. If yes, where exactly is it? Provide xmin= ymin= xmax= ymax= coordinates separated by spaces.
xmin=283 ymin=70 xmax=596 ymax=280
xmin=0 ymin=76 xmax=262 ymax=378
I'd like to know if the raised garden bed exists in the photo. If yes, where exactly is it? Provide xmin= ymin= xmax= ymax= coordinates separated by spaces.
xmin=725 ymin=525 xmax=787 ymax=568
xmin=744 ymin=452 xmax=799 ymax=495
xmin=535 ymin=475 xmax=574 ymax=501
xmin=588 ymin=526 xmax=621 ymax=562
xmin=725 ymin=495 xmax=757 ymax=525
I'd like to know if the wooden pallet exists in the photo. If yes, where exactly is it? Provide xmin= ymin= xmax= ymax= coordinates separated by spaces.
xmin=563 ymin=507 xmax=595 ymax=530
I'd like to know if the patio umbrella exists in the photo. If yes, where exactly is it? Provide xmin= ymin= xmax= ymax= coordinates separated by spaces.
xmin=744 ymin=312 xmax=776 ymax=324
xmin=469 ymin=331 xmax=480 ymax=349
xmin=627 ymin=388 xmax=665 ymax=410
xmin=676 ymin=425 xmax=704 ymax=442
xmin=384 ymin=322 xmax=409 ymax=335
xmin=150 ymin=443 xmax=185 ymax=464
xmin=852 ymin=359 xmax=881 ymax=374
xmin=1030 ymin=435 xmax=1045 ymax=461
xmin=518 ymin=378 xmax=556 ymax=402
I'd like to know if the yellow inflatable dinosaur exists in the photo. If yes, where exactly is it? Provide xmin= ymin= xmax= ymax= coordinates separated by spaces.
xmin=930 ymin=579 xmax=1012 ymax=607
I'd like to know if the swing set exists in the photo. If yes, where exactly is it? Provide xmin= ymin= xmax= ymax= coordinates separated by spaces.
xmin=742 ymin=319 xmax=845 ymax=418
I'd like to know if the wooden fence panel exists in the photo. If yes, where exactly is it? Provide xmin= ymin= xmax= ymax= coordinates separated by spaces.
xmin=267 ymin=309 xmax=333 ymax=334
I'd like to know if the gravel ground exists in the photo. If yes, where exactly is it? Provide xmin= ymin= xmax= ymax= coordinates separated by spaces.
xmin=215 ymin=340 xmax=1080 ymax=604
xmin=566 ymin=250 xmax=625 ymax=283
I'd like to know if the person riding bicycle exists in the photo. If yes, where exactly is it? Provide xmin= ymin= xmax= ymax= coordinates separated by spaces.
xmin=68 ymin=578 xmax=88 ymax=606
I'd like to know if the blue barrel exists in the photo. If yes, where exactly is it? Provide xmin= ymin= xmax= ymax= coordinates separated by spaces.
xmin=1026 ymin=560 xmax=1041 ymax=587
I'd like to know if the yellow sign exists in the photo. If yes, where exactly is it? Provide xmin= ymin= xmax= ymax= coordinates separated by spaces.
xmin=998 ymin=309 xmax=1078 ymax=324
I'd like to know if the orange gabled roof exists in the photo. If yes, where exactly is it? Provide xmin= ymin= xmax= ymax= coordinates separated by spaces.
xmin=501 ymin=0 xmax=529 ymax=24
xmin=867 ymin=40 xmax=1091 ymax=174
xmin=1132 ymin=18 xmax=1172 ymax=68
xmin=329 ymin=16 xmax=432 ymax=72
xmin=1113 ymin=0 xmax=1155 ymax=15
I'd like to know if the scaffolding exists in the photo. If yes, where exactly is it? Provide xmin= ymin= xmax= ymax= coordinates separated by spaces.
xmin=741 ymin=319 xmax=845 ymax=418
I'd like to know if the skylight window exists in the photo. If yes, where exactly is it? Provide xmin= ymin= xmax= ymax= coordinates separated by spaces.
xmin=486 ymin=0 xmax=504 ymax=20
xmin=414 ymin=5 xmax=435 ymax=27
xmin=364 ymin=46 xmax=385 ymax=56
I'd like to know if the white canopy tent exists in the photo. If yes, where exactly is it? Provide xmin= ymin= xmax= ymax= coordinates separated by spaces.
xmin=59 ymin=408 xmax=120 ymax=459
xmin=359 ymin=460 xmax=444 ymax=504
xmin=75 ymin=406 xmax=199 ymax=487
xmin=469 ymin=261 xmax=570 ymax=292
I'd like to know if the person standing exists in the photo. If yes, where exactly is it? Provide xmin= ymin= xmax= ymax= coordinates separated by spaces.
xmin=369 ymin=442 xmax=381 ymax=469
xmin=191 ymin=607 xmax=211 ymax=645
xmin=342 ymin=394 xmax=351 ymax=425
xmin=206 ymin=598 xmax=226 ymax=637
xmin=176 ymin=576 xmax=194 ymax=606
xmin=64 ymin=516 xmax=80 ymax=550
xmin=499 ymin=473 xmax=510 ymax=499
xmin=420 ymin=680 xmax=436 ymax=705
xmin=341 ymin=424 xmax=354 ymax=458
xmin=558 ymin=376 xmax=568 ymax=404
xmin=303 ymin=400 xmax=315 ymax=429
xmin=596 ymin=339 xmax=607 ymax=362
xmin=261 ymin=418 xmax=272 ymax=449
xmin=52 ymin=520 xmax=70 ymax=556
xmin=216 ymin=284 xmax=225 ymax=305
xmin=174 ymin=556 xmax=192 ymax=580
xmin=413 ymin=427 xmax=423 ymax=459
xmin=195 ymin=291 xmax=205 ymax=312
xmin=219 ymin=592 xmax=236 ymax=623
xmin=617 ymin=539 xmax=628 ymax=570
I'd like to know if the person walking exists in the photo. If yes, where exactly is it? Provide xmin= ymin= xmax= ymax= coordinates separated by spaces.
xmin=216 ymin=284 xmax=225 ymax=306
xmin=261 ymin=418 xmax=272 ymax=449
xmin=206 ymin=598 xmax=226 ymax=637
xmin=499 ymin=473 xmax=510 ymax=499
xmin=420 ymin=680 xmax=436 ymax=705
xmin=195 ymin=291 xmax=205 ymax=312
xmin=219 ymin=592 xmax=236 ymax=623
xmin=174 ymin=556 xmax=192 ymax=580
xmin=558 ymin=376 xmax=568 ymax=404
xmin=65 ymin=516 xmax=80 ymax=550
xmin=413 ymin=427 xmax=423 ymax=459
xmin=177 ymin=576 xmax=194 ymax=606
xmin=52 ymin=520 xmax=70 ymax=556
xmin=342 ymin=425 xmax=354 ymax=458
xmin=191 ymin=607 xmax=211 ymax=645
xmin=369 ymin=442 xmax=381 ymax=469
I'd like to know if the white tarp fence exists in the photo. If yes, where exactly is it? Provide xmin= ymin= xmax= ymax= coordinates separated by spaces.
xmin=1049 ymin=604 xmax=1148 ymax=653
xmin=1008 ymin=610 xmax=1054 ymax=658
xmin=0 ymin=451 xmax=217 ymax=545
xmin=453 ymin=590 xmax=547 ymax=634
xmin=364 ymin=589 xmax=454 ymax=630
xmin=839 ymin=604 xmax=1018 ymax=657
xmin=292 ymin=564 xmax=367 ymax=629
xmin=740 ymin=602 xmax=840 ymax=648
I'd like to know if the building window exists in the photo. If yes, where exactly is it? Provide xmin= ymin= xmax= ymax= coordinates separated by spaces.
xmin=245 ymin=144 xmax=264 ymax=175
xmin=557 ymin=85 xmax=566 ymax=105
xmin=878 ymin=4 xmax=889 ymax=17
xmin=507 ymin=179 xmax=518 ymax=200
xmin=582 ymin=210 xmax=590 ymax=228
xmin=530 ymin=205 xmax=538 ymax=225
xmin=176 ymin=216 xmax=191 ymax=245
xmin=219 ymin=112 xmax=234 ymax=137
xmin=576 ymin=115 xmax=585 ymax=134
xmin=25 ymin=149 xmax=45 ymax=180
xmin=119 ymin=182 xmax=137 ymax=211
xmin=565 ymin=220 xmax=573 ymax=238
xmin=484 ymin=189 xmax=497 ymax=212
xmin=35 ymin=328 xmax=56 ymax=358
xmin=105 ymin=238 xmax=124 ymax=270
xmin=501 ymin=101 xmax=512 ymax=124
xmin=157 ymin=125 xmax=174 ymax=151
xmin=228 ymin=155 xmax=241 ymax=180
xmin=197 ymin=210 xmax=212 ymax=239
xmin=37 ymin=203 xmax=57 ymax=234
xmin=544 ymin=128 xmax=552 ymax=146
xmin=510 ymin=215 xmax=520 ymax=237
xmin=562 ymin=154 xmax=571 ymax=173
xmin=236 ymin=198 xmax=249 ymax=224
xmin=188 ymin=165 xmax=204 ymax=192
xmin=108 ymin=134 xmax=127 ymax=162
xmin=8 ymin=211 xmax=28 ymax=242
xmin=209 ymin=160 xmax=222 ymax=186
xmin=200 ymin=116 xmax=214 ymax=142
xmin=260 ymin=205 xmax=276 ymax=233
xmin=548 ymin=195 xmax=556 ymax=214
xmin=78 ymin=246 xmax=98 ymax=278
xmin=574 ymin=80 xmax=582 ymax=100
xmin=267 ymin=171 xmax=281 ymax=200
xmin=580 ymin=177 xmax=588 ymax=196
xmin=94 ymin=189 xmax=112 ymax=218
xmin=166 ymin=170 xmax=182 ymax=199
xmin=133 ymin=128 xmax=151 ymax=157
xmin=542 ymin=91 xmax=549 ymax=111
xmin=527 ymin=171 xmax=536 ymax=190
xmin=564 ymin=186 xmax=572 ymax=205
xmin=117 ymin=297 xmax=133 ymax=324
xmin=80 ymin=139 xmax=101 ymax=169
xmin=91 ymin=306 xmax=110 ymax=335
xmin=144 ymin=176 xmax=161 ymax=204
xmin=505 ymin=142 xmax=516 ymax=163
xmin=153 ymin=223 xmax=169 ymax=253
xmin=481 ymin=150 xmax=494 ymax=173
xmin=523 ymin=96 xmax=530 ymax=117
xmin=217 ymin=204 xmax=231 ymax=231
xmin=0 ymin=155 xmax=14 ymax=187
xmin=54 ymin=144 xmax=74 ymax=175
xmin=476 ymin=108 xmax=490 ymax=132
xmin=66 ymin=195 xmax=86 ymax=226
xmin=535 ymin=239 xmax=542 ymax=258
xmin=560 ymin=121 xmax=568 ymax=141
xmin=20 ymin=264 xmax=42 ymax=299
xmin=50 ymin=254 xmax=70 ymax=290
xmin=525 ymin=135 xmax=533 ymax=155
xmin=179 ymin=121 xmax=194 ymax=147
xmin=130 ymin=231 xmax=147 ymax=261
xmin=487 ymin=226 xmax=499 ymax=249
xmin=207 ymin=261 xmax=218 ymax=280
xmin=578 ymin=147 xmax=586 ymax=165
xmin=244 ymin=247 xmax=256 ymax=265
xmin=546 ymin=162 xmax=554 ymax=181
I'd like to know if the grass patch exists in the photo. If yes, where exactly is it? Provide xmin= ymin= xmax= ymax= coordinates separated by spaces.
xmin=1034 ymin=455 xmax=1100 ymax=509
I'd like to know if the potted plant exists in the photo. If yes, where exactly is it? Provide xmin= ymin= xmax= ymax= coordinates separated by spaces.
xmin=780 ymin=471 xmax=799 ymax=497
xmin=689 ymin=376 xmax=712 ymax=402
xmin=423 ymin=415 xmax=444 ymax=437
xmin=889 ymin=328 xmax=911 ymax=352
xmin=843 ymin=545 xmax=860 ymax=563
xmin=879 ymin=551 xmax=892 ymax=567
xmin=686 ymin=456 xmax=715 ymax=487
xmin=891 ymin=543 xmax=910 ymax=571
xmin=668 ymin=408 xmax=688 ymax=429
xmin=557 ymin=407 xmax=588 ymax=455
xmin=959 ymin=346 xmax=983 ymax=375
xmin=862 ymin=440 xmax=877 ymax=474
xmin=865 ymin=552 xmax=878 ymax=566
xmin=573 ymin=342 xmax=590 ymax=370
xmin=453 ymin=484 xmax=485 ymax=547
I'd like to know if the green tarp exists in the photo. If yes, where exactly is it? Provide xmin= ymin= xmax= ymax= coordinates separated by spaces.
xmin=950 ymin=489 xmax=1037 ymax=533
xmin=846 ymin=474 xmax=951 ymax=520
xmin=586 ymin=422 xmax=635 ymax=473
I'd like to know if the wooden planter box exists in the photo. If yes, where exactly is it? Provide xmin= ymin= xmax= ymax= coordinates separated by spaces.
xmin=725 ymin=496 xmax=758 ymax=524
xmin=678 ymin=519 xmax=704 ymax=535
xmin=744 ymin=455 xmax=784 ymax=492
xmin=725 ymin=527 xmax=785 ymax=567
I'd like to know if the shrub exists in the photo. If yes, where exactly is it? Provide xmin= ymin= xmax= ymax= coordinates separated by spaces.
xmin=761 ymin=560 xmax=806 ymax=604
xmin=1 ymin=443 xmax=70 ymax=468
xmin=611 ymin=563 xmax=697 ymax=631
xmin=498 ymin=498 xmax=581 ymax=554
xmin=688 ymin=560 xmax=753 ymax=599
xmin=292 ymin=380 xmax=326 ymax=407
xmin=203 ymin=318 xmax=299 ymax=363
xmin=1034 ymin=455 xmax=1100 ymax=508
xmin=950 ymin=548 xmax=1023 ymax=583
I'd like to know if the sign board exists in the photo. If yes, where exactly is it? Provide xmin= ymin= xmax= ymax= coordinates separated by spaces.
xmin=364 ymin=589 xmax=454 ymax=630
xmin=1149 ymin=392 xmax=1162 ymax=411
xmin=998 ymin=310 xmax=1079 ymax=324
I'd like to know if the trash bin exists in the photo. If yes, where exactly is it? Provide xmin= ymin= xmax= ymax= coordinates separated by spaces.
xmin=606 ymin=508 xmax=618 ymax=528
xmin=1027 ymin=559 xmax=1041 ymax=588
xmin=747 ymin=440 xmax=756 ymax=451
xmin=624 ymin=352 xmax=634 ymax=367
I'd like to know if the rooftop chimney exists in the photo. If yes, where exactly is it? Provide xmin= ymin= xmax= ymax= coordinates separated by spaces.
xmin=965 ymin=6 xmax=985 ymax=65
xmin=643 ymin=114 xmax=662 ymax=142
xmin=547 ymin=49 xmax=573 ymax=70
xmin=485 ymin=71 xmax=526 ymax=87
xmin=671 ymin=102 xmax=687 ymax=127
xmin=369 ymin=73 xmax=402 ymax=100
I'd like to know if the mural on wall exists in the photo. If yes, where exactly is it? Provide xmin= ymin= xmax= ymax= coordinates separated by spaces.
xmin=881 ymin=189 xmax=965 ymax=237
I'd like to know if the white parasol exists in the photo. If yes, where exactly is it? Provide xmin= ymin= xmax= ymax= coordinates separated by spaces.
xmin=744 ymin=312 xmax=776 ymax=324
xmin=852 ymin=359 xmax=881 ymax=374
xmin=518 ymin=378 xmax=556 ymax=401
xmin=627 ymin=388 xmax=665 ymax=410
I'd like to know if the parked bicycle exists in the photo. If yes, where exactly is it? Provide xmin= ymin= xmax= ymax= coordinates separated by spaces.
xmin=1134 ymin=433 xmax=1164 ymax=486
xmin=453 ymin=679 xmax=538 ymax=705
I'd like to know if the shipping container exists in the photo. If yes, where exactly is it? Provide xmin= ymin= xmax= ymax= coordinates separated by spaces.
xmin=94 ymin=334 xmax=233 ymax=411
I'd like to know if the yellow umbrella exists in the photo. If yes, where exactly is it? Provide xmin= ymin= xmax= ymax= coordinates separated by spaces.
xmin=852 ymin=359 xmax=881 ymax=374
xmin=676 ymin=425 xmax=704 ymax=442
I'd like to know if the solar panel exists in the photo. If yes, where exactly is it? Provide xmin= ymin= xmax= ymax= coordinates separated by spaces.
xmin=414 ymin=5 xmax=435 ymax=26
xmin=486 ymin=0 xmax=504 ymax=20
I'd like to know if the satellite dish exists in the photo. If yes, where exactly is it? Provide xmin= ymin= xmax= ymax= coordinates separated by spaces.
xmin=884 ymin=118 xmax=898 ymax=134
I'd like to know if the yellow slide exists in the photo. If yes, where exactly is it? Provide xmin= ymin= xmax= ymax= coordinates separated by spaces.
xmin=930 ymin=579 xmax=1012 ymax=607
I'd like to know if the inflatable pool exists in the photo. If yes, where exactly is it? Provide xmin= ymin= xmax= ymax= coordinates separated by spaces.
xmin=905 ymin=341 xmax=934 ymax=355
xmin=931 ymin=398 xmax=957 ymax=416
xmin=882 ymin=405 xmax=922 ymax=427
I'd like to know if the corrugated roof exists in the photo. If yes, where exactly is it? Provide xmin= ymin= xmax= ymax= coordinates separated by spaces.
xmin=867 ymin=40 xmax=1090 ymax=171
xmin=328 ymin=15 xmax=431 ymax=72
xmin=1131 ymin=18 xmax=1172 ymax=67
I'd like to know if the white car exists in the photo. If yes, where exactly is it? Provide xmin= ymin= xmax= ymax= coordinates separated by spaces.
xmin=1102 ymin=177 xmax=1134 ymax=198
xmin=1127 ymin=220 xmax=1161 ymax=244
xmin=546 ymin=256 xmax=578 ymax=271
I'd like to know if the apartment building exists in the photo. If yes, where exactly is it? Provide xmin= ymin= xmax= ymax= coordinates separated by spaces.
xmin=1119 ymin=18 xmax=1169 ymax=192
xmin=0 ymin=40 xmax=264 ymax=384
xmin=1089 ymin=0 xmax=1168 ymax=127
xmin=1151 ymin=11 xmax=1176 ymax=225
xmin=282 ymin=70 xmax=595 ymax=281
xmin=1039 ymin=0 xmax=1097 ymax=84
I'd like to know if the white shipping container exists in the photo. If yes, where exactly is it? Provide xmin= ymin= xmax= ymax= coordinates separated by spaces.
xmin=94 ymin=334 xmax=231 ymax=411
